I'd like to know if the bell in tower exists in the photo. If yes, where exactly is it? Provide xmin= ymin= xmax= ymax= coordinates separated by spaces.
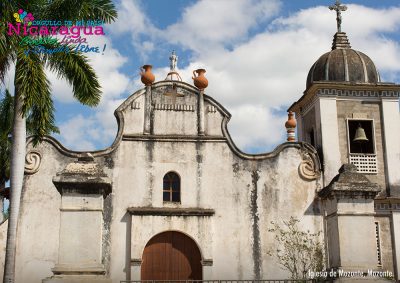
xmin=353 ymin=124 xmax=369 ymax=143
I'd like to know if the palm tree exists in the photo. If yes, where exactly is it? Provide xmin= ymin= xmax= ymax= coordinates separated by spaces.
xmin=1 ymin=1 xmax=117 ymax=282
xmin=0 ymin=89 xmax=55 ymax=222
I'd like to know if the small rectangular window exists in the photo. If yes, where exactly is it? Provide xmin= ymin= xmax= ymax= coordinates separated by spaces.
xmin=375 ymin=222 xmax=382 ymax=266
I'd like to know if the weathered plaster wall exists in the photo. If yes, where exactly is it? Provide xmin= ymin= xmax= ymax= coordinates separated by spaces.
xmin=152 ymin=85 xmax=198 ymax=136
xmin=108 ymin=138 xmax=323 ymax=281
xmin=0 ymin=219 xmax=8 ymax=281
xmin=14 ymin=141 xmax=116 ymax=283
xmin=123 ymin=91 xmax=145 ymax=135
xmin=14 ymin=142 xmax=67 ymax=283
xmin=204 ymin=102 xmax=224 ymax=136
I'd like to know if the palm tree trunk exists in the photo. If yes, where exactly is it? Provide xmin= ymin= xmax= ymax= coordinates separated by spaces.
xmin=3 ymin=90 xmax=26 ymax=283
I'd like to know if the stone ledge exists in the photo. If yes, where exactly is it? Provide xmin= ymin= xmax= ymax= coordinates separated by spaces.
xmin=318 ymin=164 xmax=381 ymax=199
xmin=127 ymin=207 xmax=215 ymax=216
xmin=122 ymin=134 xmax=226 ymax=142
xmin=53 ymin=154 xmax=112 ymax=197
xmin=52 ymin=264 xmax=106 ymax=275
xmin=43 ymin=275 xmax=111 ymax=283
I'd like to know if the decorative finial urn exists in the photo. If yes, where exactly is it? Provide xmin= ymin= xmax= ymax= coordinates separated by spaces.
xmin=192 ymin=69 xmax=208 ymax=90
xmin=285 ymin=111 xmax=297 ymax=142
xmin=140 ymin=65 xmax=155 ymax=86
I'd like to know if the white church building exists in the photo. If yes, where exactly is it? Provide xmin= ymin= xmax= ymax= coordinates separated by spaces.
xmin=0 ymin=1 xmax=399 ymax=283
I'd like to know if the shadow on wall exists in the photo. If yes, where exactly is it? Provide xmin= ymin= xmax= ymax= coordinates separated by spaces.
xmin=304 ymin=198 xmax=322 ymax=216
xmin=121 ymin=212 xmax=131 ymax=281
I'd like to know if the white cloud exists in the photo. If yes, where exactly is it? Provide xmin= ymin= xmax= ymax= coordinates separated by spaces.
xmin=93 ymin=98 xmax=126 ymax=144
xmin=111 ymin=0 xmax=160 ymax=60
xmin=228 ymin=105 xmax=286 ymax=151
xmin=112 ymin=0 xmax=157 ymax=36
xmin=164 ymin=0 xmax=281 ymax=53
xmin=57 ymin=114 xmax=97 ymax=150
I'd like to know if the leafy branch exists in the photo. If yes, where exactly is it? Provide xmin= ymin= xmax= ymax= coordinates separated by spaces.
xmin=268 ymin=217 xmax=325 ymax=280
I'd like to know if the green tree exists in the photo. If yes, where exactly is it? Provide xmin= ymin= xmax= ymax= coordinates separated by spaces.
xmin=268 ymin=217 xmax=325 ymax=280
xmin=0 ymin=1 xmax=117 ymax=282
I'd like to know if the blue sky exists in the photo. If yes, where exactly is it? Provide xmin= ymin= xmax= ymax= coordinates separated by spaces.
xmin=3 ymin=0 xmax=400 ymax=153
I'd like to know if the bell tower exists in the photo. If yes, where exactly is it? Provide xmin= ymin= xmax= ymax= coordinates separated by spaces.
xmin=288 ymin=1 xmax=400 ymax=196
xmin=289 ymin=1 xmax=400 ymax=279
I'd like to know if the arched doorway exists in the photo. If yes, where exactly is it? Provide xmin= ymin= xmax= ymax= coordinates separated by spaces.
xmin=141 ymin=231 xmax=202 ymax=280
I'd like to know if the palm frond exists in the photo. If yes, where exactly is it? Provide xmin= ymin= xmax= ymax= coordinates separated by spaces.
xmin=0 ymin=89 xmax=13 ymax=182
xmin=26 ymin=91 xmax=60 ymax=145
xmin=40 ymin=0 xmax=117 ymax=24
xmin=14 ymin=50 xmax=60 ymax=144
xmin=0 ymin=89 xmax=14 ymax=139
xmin=0 ymin=33 xmax=6 ymax=57
xmin=45 ymin=46 xmax=101 ymax=106
xmin=0 ymin=0 xmax=19 ymax=83
xmin=14 ymin=50 xmax=51 ymax=116
xmin=0 ymin=136 xmax=11 ymax=182
xmin=0 ymin=49 xmax=13 ymax=83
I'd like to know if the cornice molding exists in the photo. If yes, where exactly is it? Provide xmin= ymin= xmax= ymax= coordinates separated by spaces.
xmin=127 ymin=207 xmax=215 ymax=216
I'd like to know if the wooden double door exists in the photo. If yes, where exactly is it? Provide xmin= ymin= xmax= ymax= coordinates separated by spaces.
xmin=141 ymin=231 xmax=202 ymax=280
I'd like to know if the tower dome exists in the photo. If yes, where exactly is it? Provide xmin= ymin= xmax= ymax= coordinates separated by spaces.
xmin=306 ymin=0 xmax=380 ymax=89
xmin=306 ymin=32 xmax=380 ymax=88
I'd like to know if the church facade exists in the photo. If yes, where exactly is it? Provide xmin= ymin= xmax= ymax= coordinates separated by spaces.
xmin=0 ymin=2 xmax=400 ymax=283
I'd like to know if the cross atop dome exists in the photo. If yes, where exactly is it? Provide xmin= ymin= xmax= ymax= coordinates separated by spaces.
xmin=329 ymin=0 xmax=347 ymax=33
xmin=328 ymin=0 xmax=351 ymax=50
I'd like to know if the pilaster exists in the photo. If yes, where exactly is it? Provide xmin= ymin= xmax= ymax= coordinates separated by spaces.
xmin=44 ymin=154 xmax=112 ymax=283
xmin=318 ymin=96 xmax=341 ymax=185
xmin=381 ymin=98 xmax=400 ymax=197
xmin=198 ymin=89 xmax=205 ymax=135
xmin=143 ymin=85 xmax=152 ymax=135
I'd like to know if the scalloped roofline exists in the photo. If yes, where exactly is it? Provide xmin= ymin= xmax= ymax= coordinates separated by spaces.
xmin=26 ymin=81 xmax=320 ymax=163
